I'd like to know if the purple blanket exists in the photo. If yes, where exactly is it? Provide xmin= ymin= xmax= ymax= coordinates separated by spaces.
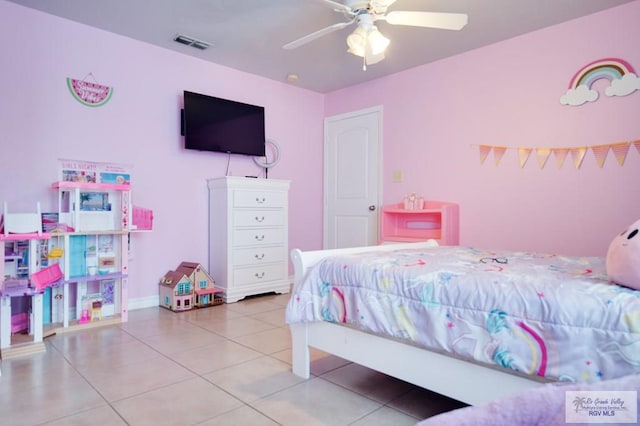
xmin=417 ymin=373 xmax=639 ymax=426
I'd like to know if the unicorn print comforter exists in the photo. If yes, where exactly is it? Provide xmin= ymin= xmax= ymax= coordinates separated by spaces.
xmin=285 ymin=246 xmax=640 ymax=383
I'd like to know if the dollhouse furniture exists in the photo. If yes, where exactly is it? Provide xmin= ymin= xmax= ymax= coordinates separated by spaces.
xmin=132 ymin=205 xmax=153 ymax=231
xmin=379 ymin=201 xmax=459 ymax=245
xmin=286 ymin=241 xmax=640 ymax=406
xmin=2 ymin=202 xmax=43 ymax=237
xmin=30 ymin=263 xmax=63 ymax=291
xmin=208 ymin=177 xmax=291 ymax=303
xmin=90 ymin=297 xmax=102 ymax=321
xmin=10 ymin=312 xmax=29 ymax=334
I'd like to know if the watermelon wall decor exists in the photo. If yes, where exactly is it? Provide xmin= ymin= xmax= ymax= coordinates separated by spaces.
xmin=67 ymin=77 xmax=113 ymax=107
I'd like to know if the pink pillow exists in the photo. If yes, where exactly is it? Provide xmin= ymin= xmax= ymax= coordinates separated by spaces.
xmin=606 ymin=218 xmax=640 ymax=290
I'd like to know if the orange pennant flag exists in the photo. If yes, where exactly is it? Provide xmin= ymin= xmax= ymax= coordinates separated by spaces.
xmin=591 ymin=144 xmax=610 ymax=168
xmin=536 ymin=148 xmax=551 ymax=169
xmin=570 ymin=147 xmax=587 ymax=169
xmin=479 ymin=145 xmax=492 ymax=164
xmin=517 ymin=148 xmax=532 ymax=168
xmin=634 ymin=140 xmax=640 ymax=155
xmin=493 ymin=146 xmax=507 ymax=165
xmin=553 ymin=148 xmax=569 ymax=169
xmin=610 ymin=142 xmax=630 ymax=166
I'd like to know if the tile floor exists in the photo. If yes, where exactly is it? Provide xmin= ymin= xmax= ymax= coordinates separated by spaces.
xmin=0 ymin=293 xmax=466 ymax=425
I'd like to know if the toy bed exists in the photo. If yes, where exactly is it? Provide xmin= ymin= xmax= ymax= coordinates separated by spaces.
xmin=285 ymin=241 xmax=640 ymax=406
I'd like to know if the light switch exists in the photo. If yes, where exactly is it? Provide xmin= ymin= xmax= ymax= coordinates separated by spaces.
xmin=392 ymin=170 xmax=403 ymax=183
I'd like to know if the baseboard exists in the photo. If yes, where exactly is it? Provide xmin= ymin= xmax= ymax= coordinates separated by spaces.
xmin=125 ymin=279 xmax=293 ymax=312
xmin=128 ymin=295 xmax=160 ymax=311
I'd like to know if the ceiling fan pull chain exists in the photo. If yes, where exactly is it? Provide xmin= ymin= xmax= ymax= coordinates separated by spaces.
xmin=362 ymin=55 xmax=367 ymax=71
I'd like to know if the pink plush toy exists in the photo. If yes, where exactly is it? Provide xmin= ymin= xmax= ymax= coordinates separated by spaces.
xmin=606 ymin=218 xmax=640 ymax=290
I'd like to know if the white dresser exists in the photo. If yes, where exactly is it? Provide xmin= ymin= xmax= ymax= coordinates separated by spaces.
xmin=208 ymin=177 xmax=291 ymax=302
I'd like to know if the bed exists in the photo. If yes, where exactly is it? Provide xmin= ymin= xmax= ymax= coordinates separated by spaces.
xmin=285 ymin=241 xmax=640 ymax=406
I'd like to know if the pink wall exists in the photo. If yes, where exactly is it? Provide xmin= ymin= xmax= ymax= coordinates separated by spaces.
xmin=0 ymin=1 xmax=324 ymax=302
xmin=1 ymin=1 xmax=639 ymax=305
xmin=325 ymin=1 xmax=640 ymax=257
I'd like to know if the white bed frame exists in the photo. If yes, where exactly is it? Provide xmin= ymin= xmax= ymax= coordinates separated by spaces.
xmin=289 ymin=241 xmax=547 ymax=406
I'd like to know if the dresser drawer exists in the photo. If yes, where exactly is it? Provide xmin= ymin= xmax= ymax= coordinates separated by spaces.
xmin=233 ymin=210 xmax=284 ymax=227
xmin=232 ymin=246 xmax=286 ymax=266
xmin=233 ymin=228 xmax=284 ymax=246
xmin=233 ymin=190 xmax=286 ymax=208
xmin=233 ymin=264 xmax=286 ymax=286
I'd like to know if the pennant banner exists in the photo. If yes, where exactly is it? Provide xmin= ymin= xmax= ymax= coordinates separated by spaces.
xmin=591 ymin=145 xmax=610 ymax=168
xmin=474 ymin=138 xmax=638 ymax=169
xmin=570 ymin=147 xmax=587 ymax=169
xmin=518 ymin=148 xmax=532 ymax=168
xmin=536 ymin=148 xmax=551 ymax=169
xmin=611 ymin=142 xmax=630 ymax=166
xmin=493 ymin=146 xmax=507 ymax=165
xmin=552 ymin=148 xmax=569 ymax=169
xmin=479 ymin=145 xmax=492 ymax=164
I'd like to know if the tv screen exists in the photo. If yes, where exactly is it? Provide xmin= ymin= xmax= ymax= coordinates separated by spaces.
xmin=182 ymin=91 xmax=265 ymax=157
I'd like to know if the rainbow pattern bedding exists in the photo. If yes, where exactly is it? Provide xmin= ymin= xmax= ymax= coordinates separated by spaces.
xmin=285 ymin=246 xmax=640 ymax=383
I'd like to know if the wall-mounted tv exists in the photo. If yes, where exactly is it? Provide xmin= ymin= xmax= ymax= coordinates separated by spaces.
xmin=182 ymin=90 xmax=266 ymax=157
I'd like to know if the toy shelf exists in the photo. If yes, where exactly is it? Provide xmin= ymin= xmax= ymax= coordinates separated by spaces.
xmin=51 ymin=181 xmax=131 ymax=191
xmin=0 ymin=232 xmax=51 ymax=241
xmin=66 ymin=272 xmax=125 ymax=283
xmin=380 ymin=201 xmax=459 ymax=245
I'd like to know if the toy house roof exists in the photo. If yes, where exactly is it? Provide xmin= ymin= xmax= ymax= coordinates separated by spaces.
xmin=160 ymin=270 xmax=190 ymax=289
xmin=176 ymin=262 xmax=215 ymax=283
xmin=177 ymin=261 xmax=200 ymax=272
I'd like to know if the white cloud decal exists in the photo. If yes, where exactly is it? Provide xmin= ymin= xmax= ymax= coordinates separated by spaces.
xmin=559 ymin=84 xmax=599 ymax=106
xmin=605 ymin=73 xmax=640 ymax=97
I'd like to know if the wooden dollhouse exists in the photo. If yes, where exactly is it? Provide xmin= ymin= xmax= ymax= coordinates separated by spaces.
xmin=175 ymin=262 xmax=219 ymax=308
xmin=159 ymin=262 xmax=221 ymax=312
xmin=159 ymin=270 xmax=193 ymax=312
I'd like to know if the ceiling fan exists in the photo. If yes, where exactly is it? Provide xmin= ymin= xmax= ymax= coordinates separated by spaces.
xmin=283 ymin=0 xmax=468 ymax=69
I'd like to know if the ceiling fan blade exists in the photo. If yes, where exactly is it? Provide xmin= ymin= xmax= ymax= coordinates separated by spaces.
xmin=384 ymin=11 xmax=468 ymax=30
xmin=283 ymin=20 xmax=354 ymax=50
xmin=319 ymin=0 xmax=355 ymax=15
xmin=371 ymin=0 xmax=397 ymax=9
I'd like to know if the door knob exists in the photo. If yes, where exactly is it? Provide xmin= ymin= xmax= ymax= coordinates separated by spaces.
xmin=369 ymin=205 xmax=376 ymax=211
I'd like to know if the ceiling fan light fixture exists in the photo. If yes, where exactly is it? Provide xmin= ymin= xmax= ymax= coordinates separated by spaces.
xmin=365 ymin=49 xmax=385 ymax=65
xmin=346 ymin=25 xmax=367 ymax=57
xmin=367 ymin=26 xmax=390 ymax=55
xmin=346 ymin=24 xmax=389 ymax=60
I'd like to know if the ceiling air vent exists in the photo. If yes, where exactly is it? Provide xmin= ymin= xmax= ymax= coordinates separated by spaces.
xmin=174 ymin=34 xmax=211 ymax=50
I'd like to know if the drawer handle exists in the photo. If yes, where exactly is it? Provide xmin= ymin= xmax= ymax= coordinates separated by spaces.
xmin=255 ymin=235 xmax=265 ymax=241
xmin=255 ymin=272 xmax=265 ymax=279
xmin=254 ymin=253 xmax=265 ymax=260
xmin=255 ymin=197 xmax=266 ymax=204
xmin=254 ymin=216 xmax=265 ymax=222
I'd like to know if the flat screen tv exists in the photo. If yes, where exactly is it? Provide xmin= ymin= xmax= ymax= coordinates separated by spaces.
xmin=182 ymin=90 xmax=265 ymax=157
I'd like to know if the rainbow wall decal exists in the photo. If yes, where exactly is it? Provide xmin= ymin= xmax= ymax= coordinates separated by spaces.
xmin=560 ymin=58 xmax=640 ymax=106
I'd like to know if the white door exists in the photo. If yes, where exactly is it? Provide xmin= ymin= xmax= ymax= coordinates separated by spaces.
xmin=324 ymin=106 xmax=382 ymax=249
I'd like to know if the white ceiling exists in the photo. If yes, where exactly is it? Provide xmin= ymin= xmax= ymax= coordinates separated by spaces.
xmin=7 ymin=0 xmax=635 ymax=93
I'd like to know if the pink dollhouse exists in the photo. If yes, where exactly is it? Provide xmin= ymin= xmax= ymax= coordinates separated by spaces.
xmin=159 ymin=270 xmax=193 ymax=312
xmin=175 ymin=262 xmax=219 ymax=308
xmin=159 ymin=262 xmax=221 ymax=312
